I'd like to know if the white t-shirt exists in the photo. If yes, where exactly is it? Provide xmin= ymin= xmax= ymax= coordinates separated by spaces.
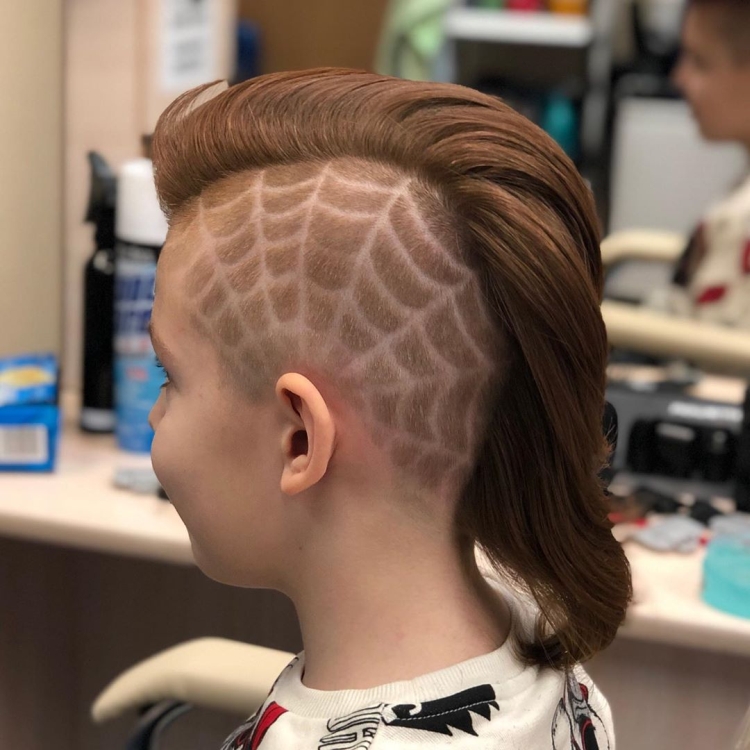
xmin=219 ymin=591 xmax=614 ymax=750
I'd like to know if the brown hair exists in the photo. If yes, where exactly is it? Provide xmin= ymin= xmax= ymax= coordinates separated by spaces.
xmin=152 ymin=69 xmax=631 ymax=670
xmin=687 ymin=0 xmax=750 ymax=62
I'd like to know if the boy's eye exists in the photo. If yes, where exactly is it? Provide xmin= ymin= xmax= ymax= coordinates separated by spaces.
xmin=155 ymin=356 xmax=171 ymax=389
xmin=685 ymin=50 xmax=709 ymax=72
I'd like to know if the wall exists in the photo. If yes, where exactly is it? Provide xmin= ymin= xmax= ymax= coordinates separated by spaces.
xmin=63 ymin=0 xmax=237 ymax=391
xmin=239 ymin=0 xmax=389 ymax=73
xmin=0 ymin=1 xmax=63 ymax=358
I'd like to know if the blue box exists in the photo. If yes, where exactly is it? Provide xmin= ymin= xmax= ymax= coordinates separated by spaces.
xmin=0 ymin=353 xmax=60 ymax=472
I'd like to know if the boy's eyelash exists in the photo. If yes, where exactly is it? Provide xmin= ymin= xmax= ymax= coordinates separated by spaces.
xmin=155 ymin=356 xmax=171 ymax=388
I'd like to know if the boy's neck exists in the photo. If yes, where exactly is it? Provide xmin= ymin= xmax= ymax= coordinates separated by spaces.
xmin=288 ymin=520 xmax=511 ymax=692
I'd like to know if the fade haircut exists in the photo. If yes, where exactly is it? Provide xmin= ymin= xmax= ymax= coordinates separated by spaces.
xmin=152 ymin=69 xmax=632 ymax=670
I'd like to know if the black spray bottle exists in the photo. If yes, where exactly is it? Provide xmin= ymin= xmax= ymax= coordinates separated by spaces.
xmin=735 ymin=386 xmax=750 ymax=512
xmin=80 ymin=152 xmax=117 ymax=432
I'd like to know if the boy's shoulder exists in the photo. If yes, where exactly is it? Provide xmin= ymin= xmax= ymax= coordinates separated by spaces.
xmin=220 ymin=654 xmax=613 ymax=750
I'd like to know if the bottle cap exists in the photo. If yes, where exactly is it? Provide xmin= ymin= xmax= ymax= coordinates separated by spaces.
xmin=116 ymin=158 xmax=168 ymax=247
xmin=85 ymin=152 xmax=117 ymax=250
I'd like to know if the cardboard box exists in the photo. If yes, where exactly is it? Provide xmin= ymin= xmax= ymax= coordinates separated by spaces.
xmin=0 ymin=353 xmax=60 ymax=472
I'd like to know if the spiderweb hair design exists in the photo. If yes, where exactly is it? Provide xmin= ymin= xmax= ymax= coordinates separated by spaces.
xmin=175 ymin=158 xmax=499 ymax=493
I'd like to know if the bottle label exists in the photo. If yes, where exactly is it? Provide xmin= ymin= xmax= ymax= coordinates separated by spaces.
xmin=114 ymin=242 xmax=162 ymax=453
xmin=114 ymin=356 xmax=163 ymax=453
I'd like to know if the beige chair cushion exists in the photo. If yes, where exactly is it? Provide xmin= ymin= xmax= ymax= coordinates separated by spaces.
xmin=602 ymin=300 xmax=750 ymax=375
xmin=600 ymin=230 xmax=686 ymax=268
xmin=91 ymin=638 xmax=295 ymax=723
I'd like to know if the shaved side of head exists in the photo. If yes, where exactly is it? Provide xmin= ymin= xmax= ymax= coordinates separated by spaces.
xmin=169 ymin=158 xmax=500 ymax=494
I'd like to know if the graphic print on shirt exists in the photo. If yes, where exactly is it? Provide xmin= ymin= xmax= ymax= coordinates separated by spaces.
xmin=315 ymin=685 xmax=500 ymax=749
xmin=220 ymin=657 xmax=299 ymax=750
xmin=551 ymin=673 xmax=610 ymax=750
xmin=224 ymin=702 xmax=288 ymax=750
xmin=222 ymin=711 xmax=261 ymax=750
xmin=318 ymin=703 xmax=386 ymax=750
xmin=383 ymin=684 xmax=500 ymax=737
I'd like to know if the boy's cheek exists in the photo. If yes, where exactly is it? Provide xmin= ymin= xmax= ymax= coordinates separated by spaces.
xmin=149 ymin=391 xmax=166 ymax=431
xmin=151 ymin=428 xmax=203 ymax=512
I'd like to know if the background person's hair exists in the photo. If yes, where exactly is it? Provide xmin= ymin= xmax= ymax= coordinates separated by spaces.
xmin=152 ymin=69 xmax=631 ymax=670
xmin=686 ymin=0 xmax=750 ymax=62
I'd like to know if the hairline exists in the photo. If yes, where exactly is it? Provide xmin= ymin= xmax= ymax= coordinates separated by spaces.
xmin=687 ymin=0 xmax=750 ymax=64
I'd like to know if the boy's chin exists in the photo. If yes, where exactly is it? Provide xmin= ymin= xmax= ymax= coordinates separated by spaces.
xmin=189 ymin=538 xmax=274 ymax=589
xmin=188 ymin=537 xmax=227 ymax=582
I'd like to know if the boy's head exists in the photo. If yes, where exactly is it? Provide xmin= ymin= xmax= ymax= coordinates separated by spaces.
xmin=148 ymin=153 xmax=499 ymax=585
xmin=673 ymin=0 xmax=750 ymax=144
xmin=149 ymin=70 xmax=630 ymax=667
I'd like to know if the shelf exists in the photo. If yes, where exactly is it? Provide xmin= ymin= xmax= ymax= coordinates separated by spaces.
xmin=444 ymin=7 xmax=593 ymax=48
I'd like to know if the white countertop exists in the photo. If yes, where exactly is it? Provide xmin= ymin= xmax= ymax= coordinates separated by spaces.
xmin=2 ymin=415 xmax=750 ymax=658
xmin=621 ymin=542 xmax=750 ymax=657
xmin=0 ymin=425 xmax=192 ymax=565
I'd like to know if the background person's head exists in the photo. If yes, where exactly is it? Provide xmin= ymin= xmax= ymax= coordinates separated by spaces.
xmin=673 ymin=0 xmax=750 ymax=146
xmin=149 ymin=70 xmax=630 ymax=670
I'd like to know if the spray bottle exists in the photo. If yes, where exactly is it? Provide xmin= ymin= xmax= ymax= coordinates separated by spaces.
xmin=113 ymin=155 xmax=168 ymax=489
xmin=80 ymin=152 xmax=117 ymax=432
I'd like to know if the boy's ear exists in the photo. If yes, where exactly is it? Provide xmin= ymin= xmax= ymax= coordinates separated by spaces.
xmin=275 ymin=373 xmax=336 ymax=496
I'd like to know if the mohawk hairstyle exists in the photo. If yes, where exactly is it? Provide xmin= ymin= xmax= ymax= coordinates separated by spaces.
xmin=152 ymin=69 xmax=631 ymax=670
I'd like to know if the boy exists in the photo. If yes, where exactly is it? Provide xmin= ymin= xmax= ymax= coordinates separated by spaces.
xmin=148 ymin=69 xmax=630 ymax=748
xmin=667 ymin=0 xmax=750 ymax=326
